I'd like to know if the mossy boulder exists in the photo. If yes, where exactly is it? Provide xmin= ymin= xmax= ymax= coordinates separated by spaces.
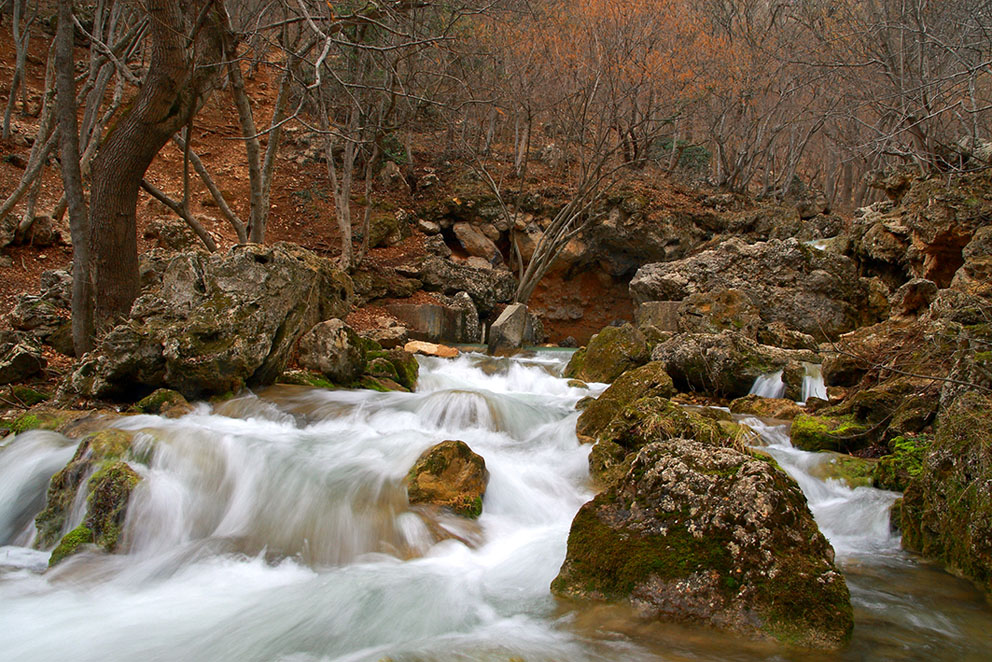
xmin=380 ymin=348 xmax=419 ymax=391
xmin=810 ymin=453 xmax=877 ymax=489
xmin=552 ymin=439 xmax=852 ymax=649
xmin=405 ymin=440 xmax=489 ymax=518
xmin=874 ymin=434 xmax=930 ymax=492
xmin=575 ymin=361 xmax=676 ymax=443
xmin=790 ymin=413 xmax=870 ymax=453
xmin=132 ymin=388 xmax=193 ymax=418
xmin=69 ymin=243 xmax=353 ymax=400
xmin=34 ymin=429 xmax=137 ymax=549
xmin=588 ymin=396 xmax=726 ymax=486
xmin=564 ymin=324 xmax=649 ymax=383
xmin=900 ymin=393 xmax=992 ymax=594
xmin=730 ymin=394 xmax=804 ymax=420
xmin=298 ymin=318 xmax=367 ymax=384
xmin=48 ymin=525 xmax=94 ymax=567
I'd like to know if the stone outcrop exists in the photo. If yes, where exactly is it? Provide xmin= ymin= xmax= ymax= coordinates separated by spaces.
xmin=900 ymin=393 xmax=992 ymax=595
xmin=386 ymin=292 xmax=480 ymax=344
xmin=630 ymin=237 xmax=883 ymax=339
xmin=69 ymin=243 xmax=353 ymax=400
xmin=564 ymin=324 xmax=650 ymax=383
xmin=650 ymin=330 xmax=819 ymax=400
xmin=552 ymin=439 xmax=852 ymax=648
xmin=396 ymin=255 xmax=515 ymax=314
xmin=405 ymin=440 xmax=489 ymax=518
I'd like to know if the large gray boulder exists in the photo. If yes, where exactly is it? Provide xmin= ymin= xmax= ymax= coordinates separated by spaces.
xmin=297 ymin=319 xmax=366 ymax=383
xmin=487 ymin=303 xmax=528 ymax=354
xmin=396 ymin=256 xmax=515 ymax=314
xmin=70 ymin=243 xmax=353 ymax=400
xmin=629 ymin=237 xmax=882 ymax=339
xmin=552 ymin=439 xmax=852 ymax=648
xmin=651 ymin=330 xmax=819 ymax=400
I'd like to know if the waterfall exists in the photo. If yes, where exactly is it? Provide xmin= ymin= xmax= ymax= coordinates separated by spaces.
xmin=801 ymin=362 xmax=828 ymax=402
xmin=1 ymin=352 xmax=990 ymax=660
xmin=748 ymin=370 xmax=786 ymax=399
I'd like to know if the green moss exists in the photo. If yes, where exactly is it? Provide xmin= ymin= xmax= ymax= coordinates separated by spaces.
xmin=575 ymin=362 xmax=676 ymax=442
xmin=563 ymin=348 xmax=587 ymax=379
xmin=790 ymin=413 xmax=869 ymax=453
xmin=552 ymin=500 xmax=732 ymax=599
xmin=49 ymin=525 xmax=94 ymax=567
xmin=132 ymin=389 xmax=189 ymax=415
xmin=814 ymin=453 xmax=877 ymax=489
xmin=875 ymin=435 xmax=930 ymax=491
xmin=277 ymin=370 xmax=338 ymax=389
xmin=10 ymin=386 xmax=50 ymax=407
xmin=9 ymin=410 xmax=65 ymax=434
xmin=85 ymin=461 xmax=140 ymax=551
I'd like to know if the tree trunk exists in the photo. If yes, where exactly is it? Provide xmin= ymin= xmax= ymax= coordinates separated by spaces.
xmin=87 ymin=0 xmax=224 ymax=332
xmin=57 ymin=0 xmax=93 ymax=356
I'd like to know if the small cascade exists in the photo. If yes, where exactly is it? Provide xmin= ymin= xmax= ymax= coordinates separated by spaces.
xmin=801 ymin=362 xmax=828 ymax=403
xmin=748 ymin=370 xmax=786 ymax=399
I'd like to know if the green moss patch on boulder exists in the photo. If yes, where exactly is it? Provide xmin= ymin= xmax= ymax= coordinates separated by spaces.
xmin=575 ymin=361 xmax=676 ymax=443
xmin=563 ymin=324 xmax=649 ymax=383
xmin=810 ymin=453 xmax=877 ymax=489
xmin=405 ymin=440 xmax=489 ymax=518
xmin=48 ymin=525 xmax=94 ymax=567
xmin=900 ymin=393 xmax=992 ymax=594
xmin=132 ymin=388 xmax=193 ymax=418
xmin=790 ymin=413 xmax=870 ymax=453
xmin=874 ymin=434 xmax=930 ymax=492
xmin=552 ymin=439 xmax=852 ymax=649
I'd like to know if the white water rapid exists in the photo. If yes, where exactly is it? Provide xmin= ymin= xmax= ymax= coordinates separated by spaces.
xmin=1 ymin=351 xmax=991 ymax=661
xmin=748 ymin=370 xmax=786 ymax=399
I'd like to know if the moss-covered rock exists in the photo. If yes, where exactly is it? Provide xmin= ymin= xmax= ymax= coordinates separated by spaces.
xmin=874 ymin=434 xmax=930 ymax=492
xmin=34 ymin=429 xmax=136 ymax=549
xmin=131 ymin=388 xmax=193 ymax=418
xmin=563 ymin=324 xmax=649 ymax=383
xmin=9 ymin=385 xmax=50 ymax=407
xmin=405 ymin=440 xmax=489 ymax=518
xmin=85 ymin=461 xmax=141 ymax=551
xmin=552 ymin=439 xmax=852 ymax=649
xmin=810 ymin=453 xmax=877 ymax=489
xmin=383 ymin=349 xmax=419 ymax=391
xmin=900 ymin=393 xmax=992 ymax=594
xmin=729 ymin=394 xmax=803 ymax=420
xmin=48 ymin=524 xmax=94 ymax=567
xmin=575 ymin=361 xmax=676 ymax=443
xmin=790 ymin=413 xmax=870 ymax=453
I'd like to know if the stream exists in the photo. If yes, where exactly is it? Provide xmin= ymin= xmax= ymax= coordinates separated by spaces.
xmin=1 ymin=351 xmax=991 ymax=661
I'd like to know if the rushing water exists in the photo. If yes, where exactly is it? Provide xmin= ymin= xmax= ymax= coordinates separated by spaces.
xmin=1 ymin=351 xmax=991 ymax=661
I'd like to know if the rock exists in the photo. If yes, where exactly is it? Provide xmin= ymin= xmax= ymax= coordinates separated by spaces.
xmin=575 ymin=361 xmax=676 ymax=444
xmin=298 ymin=319 xmax=367 ymax=384
xmin=0 ymin=339 xmax=46 ymax=384
xmin=630 ymin=238 xmax=880 ymax=339
xmin=39 ymin=269 xmax=72 ymax=309
xmin=9 ymin=294 xmax=68 ymax=340
xmin=729 ymin=395 xmax=804 ymax=420
xmin=368 ymin=211 xmax=411 ymax=248
xmin=361 ymin=324 xmax=408 ymax=350
xmin=890 ymin=278 xmax=938 ymax=317
xmin=386 ymin=293 xmax=480 ymax=344
xmin=951 ymin=225 xmax=992 ymax=299
xmin=131 ymin=388 xmax=194 ymax=418
xmin=398 ymin=255 xmax=515 ymax=314
xmin=588 ymin=396 xmax=725 ymax=486
xmin=34 ymin=429 xmax=138 ymax=550
xmin=874 ymin=434 xmax=930 ymax=492
xmin=145 ymin=216 xmax=203 ymax=251
xmin=756 ymin=322 xmax=819 ymax=351
xmin=69 ymin=243 xmax=353 ymax=400
xmin=901 ymin=393 xmax=992 ymax=595
xmin=453 ymin=222 xmax=500 ymax=263
xmin=651 ymin=331 xmax=819 ymax=400
xmin=552 ymin=439 xmax=852 ymax=648
xmin=677 ymin=289 xmax=761 ymax=338
xmin=416 ymin=218 xmax=441 ymax=235
xmin=488 ymin=303 xmax=528 ymax=354
xmin=405 ymin=440 xmax=488 ymax=518
xmin=351 ymin=266 xmax=422 ymax=304
xmin=366 ymin=348 xmax=419 ymax=391
xmin=563 ymin=324 xmax=649 ymax=383
xmin=809 ymin=453 xmax=877 ymax=489
xmin=790 ymin=413 xmax=870 ymax=453
xmin=404 ymin=340 xmax=459 ymax=359
xmin=634 ymin=301 xmax=680 ymax=334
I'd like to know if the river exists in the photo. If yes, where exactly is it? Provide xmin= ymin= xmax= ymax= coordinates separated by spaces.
xmin=1 ymin=351 xmax=990 ymax=661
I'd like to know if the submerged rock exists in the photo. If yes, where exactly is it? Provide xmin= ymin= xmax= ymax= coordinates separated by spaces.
xmin=564 ymin=323 xmax=649 ymax=383
xmin=405 ymin=440 xmax=489 ymax=518
xmin=901 ymin=393 xmax=992 ymax=595
xmin=552 ymin=439 xmax=852 ymax=649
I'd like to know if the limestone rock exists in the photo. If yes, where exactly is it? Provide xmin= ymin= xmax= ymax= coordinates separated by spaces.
xmin=552 ymin=439 xmax=852 ymax=648
xmin=890 ymin=278 xmax=938 ymax=317
xmin=453 ymin=222 xmax=500 ymax=263
xmin=901 ymin=393 xmax=992 ymax=595
xmin=0 ymin=337 xmax=46 ymax=384
xmin=651 ymin=331 xmax=819 ymax=400
xmin=790 ymin=413 xmax=870 ymax=453
xmin=488 ymin=303 xmax=528 ymax=354
xmin=629 ymin=238 xmax=879 ymax=339
xmin=398 ymin=255 xmax=515 ymax=314
xmin=131 ymin=388 xmax=194 ymax=418
xmin=405 ymin=440 xmax=489 ymax=518
xmin=677 ymin=289 xmax=761 ymax=338
xmin=564 ymin=324 xmax=649 ymax=383
xmin=386 ymin=292 xmax=479 ymax=344
xmin=575 ymin=361 xmax=677 ymax=444
xmin=730 ymin=395 xmax=804 ymax=420
xmin=404 ymin=340 xmax=459 ymax=359
xmin=298 ymin=319 xmax=366 ymax=384
xmin=69 ymin=243 xmax=353 ymax=400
